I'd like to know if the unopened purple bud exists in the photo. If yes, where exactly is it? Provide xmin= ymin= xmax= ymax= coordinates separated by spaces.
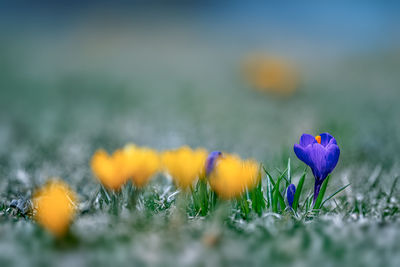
xmin=287 ymin=184 xmax=296 ymax=208
xmin=205 ymin=151 xmax=223 ymax=176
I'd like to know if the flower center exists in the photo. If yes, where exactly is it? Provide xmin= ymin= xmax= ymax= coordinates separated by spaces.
xmin=315 ymin=135 xmax=321 ymax=144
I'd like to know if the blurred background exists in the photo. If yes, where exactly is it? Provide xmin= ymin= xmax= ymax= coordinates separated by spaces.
xmin=1 ymin=2 xmax=400 ymax=266
xmin=1 ymin=1 xmax=400 ymax=162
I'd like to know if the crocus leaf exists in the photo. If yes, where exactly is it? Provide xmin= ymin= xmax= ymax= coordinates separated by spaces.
xmin=272 ymin=175 xmax=281 ymax=213
xmin=272 ymin=172 xmax=286 ymax=212
xmin=265 ymin=168 xmax=276 ymax=209
xmin=263 ymin=166 xmax=275 ymax=187
xmin=266 ymin=172 xmax=273 ymax=209
xmin=313 ymin=175 xmax=331 ymax=210
xmin=304 ymin=193 xmax=313 ymax=213
xmin=250 ymin=170 xmax=265 ymax=215
xmin=238 ymin=193 xmax=250 ymax=220
xmin=110 ymin=192 xmax=120 ymax=216
xmin=278 ymin=191 xmax=286 ymax=210
xmin=274 ymin=167 xmax=290 ymax=185
xmin=292 ymin=171 xmax=306 ymax=212
xmin=287 ymin=158 xmax=291 ymax=186
xmin=265 ymin=167 xmax=286 ymax=211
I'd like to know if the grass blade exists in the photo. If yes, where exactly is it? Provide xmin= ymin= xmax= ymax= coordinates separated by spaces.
xmin=387 ymin=176 xmax=399 ymax=203
xmin=321 ymin=183 xmax=351 ymax=207
xmin=100 ymin=185 xmax=111 ymax=205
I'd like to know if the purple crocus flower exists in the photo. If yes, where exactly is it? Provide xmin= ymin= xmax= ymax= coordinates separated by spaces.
xmin=205 ymin=151 xmax=223 ymax=176
xmin=287 ymin=184 xmax=296 ymax=208
xmin=294 ymin=133 xmax=340 ymax=201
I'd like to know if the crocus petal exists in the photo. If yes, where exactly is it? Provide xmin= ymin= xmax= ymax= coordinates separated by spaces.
xmin=304 ymin=143 xmax=327 ymax=180
xmin=294 ymin=144 xmax=313 ymax=167
xmin=325 ymin=144 xmax=340 ymax=174
xmin=319 ymin=132 xmax=337 ymax=147
xmin=299 ymin=134 xmax=317 ymax=147
xmin=305 ymin=143 xmax=340 ymax=181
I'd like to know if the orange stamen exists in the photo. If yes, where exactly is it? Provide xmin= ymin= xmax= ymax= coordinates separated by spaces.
xmin=315 ymin=135 xmax=321 ymax=144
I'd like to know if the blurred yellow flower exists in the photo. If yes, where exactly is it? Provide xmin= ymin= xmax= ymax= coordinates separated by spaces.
xmin=242 ymin=54 xmax=299 ymax=96
xmin=123 ymin=144 xmax=160 ymax=188
xmin=32 ymin=179 xmax=77 ymax=237
xmin=209 ymin=154 xmax=260 ymax=199
xmin=162 ymin=146 xmax=208 ymax=189
xmin=91 ymin=149 xmax=128 ymax=191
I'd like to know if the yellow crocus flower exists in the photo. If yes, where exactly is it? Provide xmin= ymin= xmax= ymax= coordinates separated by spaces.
xmin=90 ymin=149 xmax=128 ymax=191
xmin=162 ymin=146 xmax=208 ymax=189
xmin=123 ymin=144 xmax=160 ymax=188
xmin=32 ymin=179 xmax=77 ymax=237
xmin=209 ymin=154 xmax=260 ymax=199
xmin=242 ymin=54 xmax=298 ymax=96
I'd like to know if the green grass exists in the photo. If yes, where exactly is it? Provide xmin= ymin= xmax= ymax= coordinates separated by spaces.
xmin=1 ymin=35 xmax=400 ymax=267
